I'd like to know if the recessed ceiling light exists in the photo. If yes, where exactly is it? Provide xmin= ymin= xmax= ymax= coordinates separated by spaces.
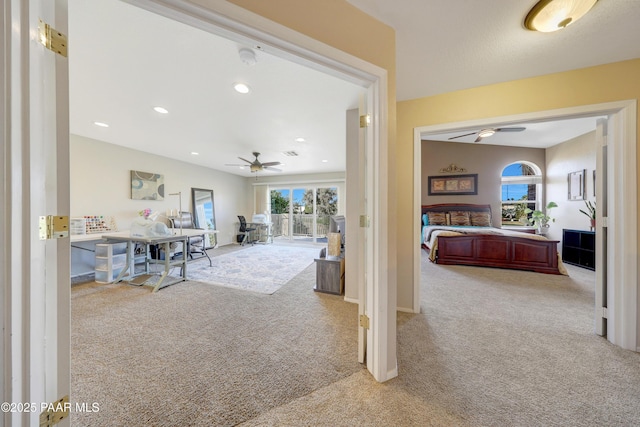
xmin=153 ymin=106 xmax=169 ymax=114
xmin=322 ymin=159 xmax=328 ymax=163
xmin=295 ymin=137 xmax=305 ymax=142
xmin=233 ymin=83 xmax=251 ymax=94
xmin=191 ymin=152 xmax=199 ymax=156
xmin=94 ymin=121 xmax=109 ymax=128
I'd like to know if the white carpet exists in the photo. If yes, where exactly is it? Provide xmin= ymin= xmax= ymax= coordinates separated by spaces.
xmin=187 ymin=244 xmax=320 ymax=294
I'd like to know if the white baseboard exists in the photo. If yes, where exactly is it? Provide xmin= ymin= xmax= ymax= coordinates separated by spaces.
xmin=343 ymin=296 xmax=358 ymax=305
xmin=397 ymin=306 xmax=417 ymax=313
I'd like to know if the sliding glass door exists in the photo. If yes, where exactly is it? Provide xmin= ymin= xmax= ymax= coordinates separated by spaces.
xmin=270 ymin=185 xmax=338 ymax=243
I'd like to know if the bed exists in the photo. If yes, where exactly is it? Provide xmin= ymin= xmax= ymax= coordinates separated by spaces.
xmin=422 ymin=203 xmax=566 ymax=275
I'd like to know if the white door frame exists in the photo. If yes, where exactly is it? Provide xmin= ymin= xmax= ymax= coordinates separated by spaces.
xmin=413 ymin=101 xmax=637 ymax=352
xmin=2 ymin=0 xmax=71 ymax=425
xmin=126 ymin=0 xmax=394 ymax=381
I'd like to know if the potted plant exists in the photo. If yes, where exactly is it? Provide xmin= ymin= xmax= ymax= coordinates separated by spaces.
xmin=579 ymin=200 xmax=596 ymax=231
xmin=524 ymin=201 xmax=558 ymax=234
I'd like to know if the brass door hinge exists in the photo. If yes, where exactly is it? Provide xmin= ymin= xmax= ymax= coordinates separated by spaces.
xmin=39 ymin=215 xmax=69 ymax=240
xmin=39 ymin=395 xmax=69 ymax=426
xmin=38 ymin=19 xmax=68 ymax=57
xmin=359 ymin=314 xmax=370 ymax=329
xmin=359 ymin=215 xmax=370 ymax=228
xmin=359 ymin=114 xmax=370 ymax=128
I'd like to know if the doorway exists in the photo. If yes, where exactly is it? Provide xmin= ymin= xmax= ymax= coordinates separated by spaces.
xmin=413 ymin=101 xmax=638 ymax=351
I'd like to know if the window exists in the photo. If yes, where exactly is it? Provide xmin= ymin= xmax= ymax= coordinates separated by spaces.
xmin=501 ymin=162 xmax=542 ymax=225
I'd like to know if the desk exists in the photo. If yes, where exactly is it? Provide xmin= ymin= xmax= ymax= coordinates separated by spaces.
xmin=102 ymin=230 xmax=215 ymax=292
xmin=247 ymin=222 xmax=273 ymax=244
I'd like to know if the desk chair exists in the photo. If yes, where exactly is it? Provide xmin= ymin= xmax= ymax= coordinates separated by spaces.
xmin=170 ymin=212 xmax=212 ymax=266
xmin=237 ymin=215 xmax=256 ymax=246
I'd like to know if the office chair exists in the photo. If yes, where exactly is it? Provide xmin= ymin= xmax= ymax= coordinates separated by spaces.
xmin=169 ymin=211 xmax=212 ymax=266
xmin=237 ymin=215 xmax=256 ymax=246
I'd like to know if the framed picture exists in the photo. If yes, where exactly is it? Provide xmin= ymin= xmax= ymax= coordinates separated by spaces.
xmin=131 ymin=170 xmax=165 ymax=200
xmin=568 ymin=169 xmax=586 ymax=201
xmin=428 ymin=174 xmax=478 ymax=196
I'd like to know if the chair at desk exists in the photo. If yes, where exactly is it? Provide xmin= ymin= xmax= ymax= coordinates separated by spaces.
xmin=237 ymin=215 xmax=256 ymax=246
xmin=170 ymin=212 xmax=211 ymax=263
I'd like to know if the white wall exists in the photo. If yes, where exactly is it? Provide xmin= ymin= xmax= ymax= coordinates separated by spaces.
xmin=71 ymin=134 xmax=249 ymax=246
xmin=545 ymin=131 xmax=597 ymax=246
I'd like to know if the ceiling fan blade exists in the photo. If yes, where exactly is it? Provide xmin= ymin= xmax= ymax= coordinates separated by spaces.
xmin=448 ymin=131 xmax=477 ymax=140
xmin=474 ymin=135 xmax=483 ymax=143
xmin=224 ymin=164 xmax=245 ymax=167
xmin=264 ymin=166 xmax=282 ymax=172
xmin=495 ymin=127 xmax=526 ymax=132
xmin=261 ymin=161 xmax=281 ymax=167
xmin=238 ymin=157 xmax=253 ymax=164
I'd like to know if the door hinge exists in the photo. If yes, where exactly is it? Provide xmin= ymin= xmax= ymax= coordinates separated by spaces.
xmin=359 ymin=215 xmax=370 ymax=228
xmin=601 ymin=307 xmax=608 ymax=319
xmin=39 ymin=395 xmax=69 ymax=427
xmin=601 ymin=216 xmax=608 ymax=228
xmin=359 ymin=114 xmax=371 ymax=128
xmin=38 ymin=19 xmax=68 ymax=57
xmin=359 ymin=314 xmax=370 ymax=329
xmin=39 ymin=215 xmax=69 ymax=240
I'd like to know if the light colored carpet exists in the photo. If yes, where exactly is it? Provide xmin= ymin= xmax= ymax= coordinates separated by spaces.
xmin=187 ymin=244 xmax=320 ymax=294
xmin=71 ymin=245 xmax=640 ymax=426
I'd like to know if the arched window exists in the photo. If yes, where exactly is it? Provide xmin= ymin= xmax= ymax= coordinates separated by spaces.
xmin=501 ymin=162 xmax=542 ymax=225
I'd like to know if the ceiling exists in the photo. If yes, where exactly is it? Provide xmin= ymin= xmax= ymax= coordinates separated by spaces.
xmin=69 ymin=1 xmax=640 ymax=177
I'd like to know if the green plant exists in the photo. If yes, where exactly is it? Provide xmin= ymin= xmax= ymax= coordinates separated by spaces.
xmin=579 ymin=200 xmax=596 ymax=219
xmin=524 ymin=201 xmax=558 ymax=228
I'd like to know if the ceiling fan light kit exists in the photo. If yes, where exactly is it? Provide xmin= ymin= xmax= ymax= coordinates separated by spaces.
xmin=225 ymin=152 xmax=282 ymax=173
xmin=448 ymin=127 xmax=526 ymax=143
xmin=524 ymin=0 xmax=598 ymax=33
xmin=478 ymin=129 xmax=496 ymax=138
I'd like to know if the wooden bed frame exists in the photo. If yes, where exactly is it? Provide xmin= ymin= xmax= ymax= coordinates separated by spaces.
xmin=422 ymin=203 xmax=562 ymax=275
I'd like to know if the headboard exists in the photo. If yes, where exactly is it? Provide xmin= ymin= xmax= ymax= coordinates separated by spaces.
xmin=421 ymin=203 xmax=493 ymax=227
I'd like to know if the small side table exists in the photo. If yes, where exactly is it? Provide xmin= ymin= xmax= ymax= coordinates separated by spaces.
xmin=314 ymin=256 xmax=345 ymax=295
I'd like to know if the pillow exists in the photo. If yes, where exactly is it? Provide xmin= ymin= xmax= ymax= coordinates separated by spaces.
xmin=427 ymin=212 xmax=447 ymax=226
xmin=470 ymin=211 xmax=492 ymax=227
xmin=422 ymin=214 xmax=429 ymax=226
xmin=449 ymin=211 xmax=471 ymax=226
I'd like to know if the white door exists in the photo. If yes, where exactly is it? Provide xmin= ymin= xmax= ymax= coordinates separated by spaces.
xmin=594 ymin=118 xmax=607 ymax=336
xmin=2 ymin=1 xmax=71 ymax=425
xmin=357 ymin=95 xmax=369 ymax=364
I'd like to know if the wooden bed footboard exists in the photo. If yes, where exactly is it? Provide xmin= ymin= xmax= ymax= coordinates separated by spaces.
xmin=436 ymin=234 xmax=561 ymax=275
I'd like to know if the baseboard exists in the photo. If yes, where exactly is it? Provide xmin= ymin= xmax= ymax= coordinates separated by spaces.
xmin=343 ymin=296 xmax=358 ymax=305
xmin=397 ymin=306 xmax=417 ymax=313
xmin=637 ymin=346 xmax=640 ymax=353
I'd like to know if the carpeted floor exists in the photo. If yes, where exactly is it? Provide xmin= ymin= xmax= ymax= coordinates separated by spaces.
xmin=71 ymin=245 xmax=640 ymax=426
xmin=187 ymin=244 xmax=319 ymax=294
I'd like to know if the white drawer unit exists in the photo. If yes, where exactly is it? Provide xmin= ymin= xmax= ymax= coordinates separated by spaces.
xmin=95 ymin=243 xmax=127 ymax=283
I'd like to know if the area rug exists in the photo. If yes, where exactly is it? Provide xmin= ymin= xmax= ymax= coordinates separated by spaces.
xmin=187 ymin=244 xmax=320 ymax=294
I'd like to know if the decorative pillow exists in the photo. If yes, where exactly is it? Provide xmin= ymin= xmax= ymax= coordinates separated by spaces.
xmin=427 ymin=212 xmax=447 ymax=226
xmin=422 ymin=214 xmax=429 ymax=226
xmin=470 ymin=211 xmax=492 ymax=227
xmin=449 ymin=211 xmax=471 ymax=226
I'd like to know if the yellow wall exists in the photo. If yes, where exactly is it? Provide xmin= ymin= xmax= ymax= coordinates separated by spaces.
xmin=397 ymin=58 xmax=640 ymax=309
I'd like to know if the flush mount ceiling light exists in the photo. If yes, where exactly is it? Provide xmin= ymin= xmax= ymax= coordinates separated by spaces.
xmin=525 ymin=0 xmax=598 ymax=32
xmin=233 ymin=82 xmax=251 ymax=94
xmin=94 ymin=121 xmax=109 ymax=128
xmin=153 ymin=106 xmax=169 ymax=114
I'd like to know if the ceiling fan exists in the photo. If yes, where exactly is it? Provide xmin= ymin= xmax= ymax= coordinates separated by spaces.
xmin=448 ymin=126 xmax=526 ymax=143
xmin=225 ymin=152 xmax=282 ymax=172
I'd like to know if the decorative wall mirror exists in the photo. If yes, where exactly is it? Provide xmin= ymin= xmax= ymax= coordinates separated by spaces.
xmin=191 ymin=188 xmax=216 ymax=248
